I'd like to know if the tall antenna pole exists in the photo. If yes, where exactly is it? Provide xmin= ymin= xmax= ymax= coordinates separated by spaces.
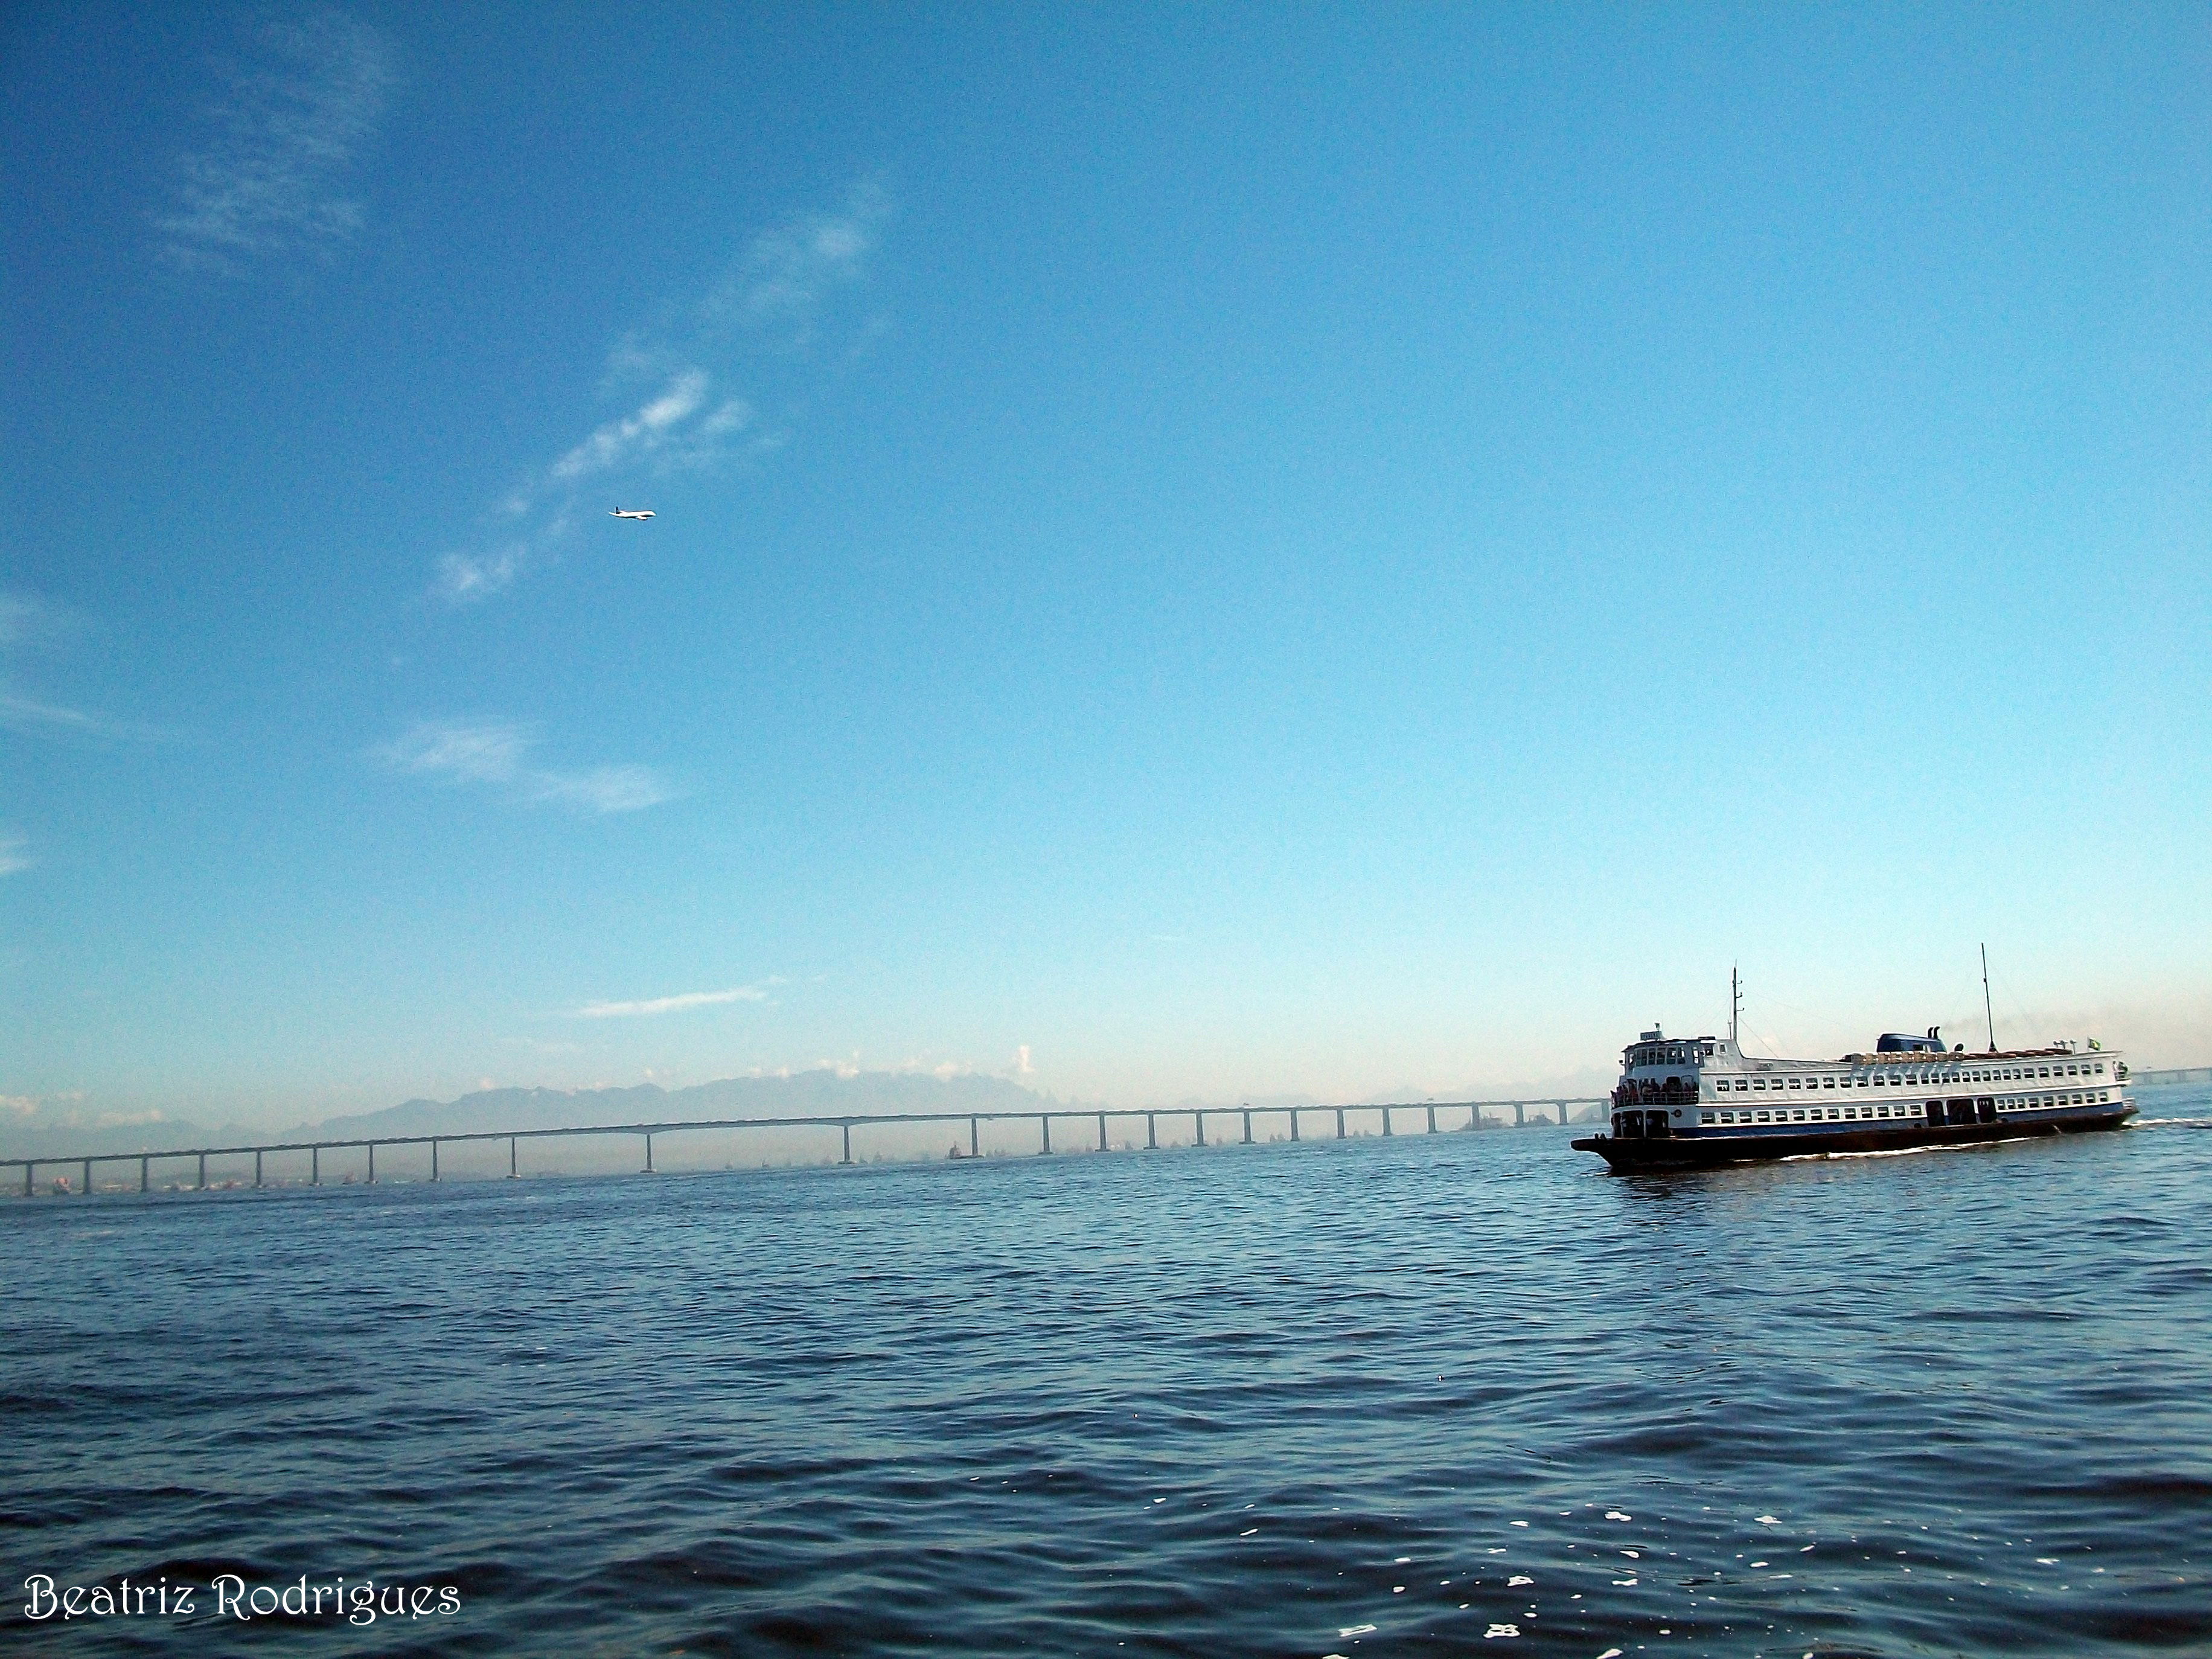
xmin=1981 ymin=943 xmax=1996 ymax=1053
xmin=1731 ymin=964 xmax=1741 ymax=1046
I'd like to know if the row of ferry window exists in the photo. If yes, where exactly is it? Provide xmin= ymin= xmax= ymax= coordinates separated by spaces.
xmin=1701 ymin=1090 xmax=2111 ymax=1127
xmin=1629 ymin=1045 xmax=1716 ymax=1068
xmin=1712 ymin=1060 xmax=2104 ymax=1094
xmin=1705 ymin=1104 xmax=1913 ymax=1124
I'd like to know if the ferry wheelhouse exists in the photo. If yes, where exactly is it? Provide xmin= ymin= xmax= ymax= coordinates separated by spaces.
xmin=1571 ymin=1024 xmax=2133 ymax=1171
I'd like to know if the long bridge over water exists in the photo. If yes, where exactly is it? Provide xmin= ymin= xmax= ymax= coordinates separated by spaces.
xmin=5 ymin=1097 xmax=1606 ymax=1198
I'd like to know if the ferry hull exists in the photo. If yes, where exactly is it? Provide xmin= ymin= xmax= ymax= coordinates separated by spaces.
xmin=1572 ymin=1104 xmax=2135 ymax=1171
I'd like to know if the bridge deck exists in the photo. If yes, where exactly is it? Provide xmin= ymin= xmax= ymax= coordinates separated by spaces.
xmin=6 ymin=1098 xmax=1606 ymax=1195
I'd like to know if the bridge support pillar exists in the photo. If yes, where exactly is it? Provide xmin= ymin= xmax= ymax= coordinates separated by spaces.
xmin=311 ymin=1146 xmax=319 ymax=1186
xmin=509 ymin=1137 xmax=518 ymax=1178
xmin=1098 ymin=1113 xmax=1108 ymax=1152
xmin=1146 ymin=1113 xmax=1156 ymax=1149
xmin=1242 ymin=1110 xmax=1252 ymax=1144
xmin=1290 ymin=1110 xmax=1299 ymax=1142
xmin=1040 ymin=1116 xmax=1051 ymax=1155
xmin=1335 ymin=1107 xmax=1346 ymax=1139
xmin=1427 ymin=1106 xmax=1437 ymax=1134
xmin=1382 ymin=1107 xmax=1393 ymax=1136
xmin=141 ymin=1156 xmax=149 ymax=1193
xmin=83 ymin=1159 xmax=92 ymax=1197
xmin=1512 ymin=1103 xmax=1526 ymax=1127
xmin=839 ymin=1125 xmax=849 ymax=1165
xmin=970 ymin=1116 xmax=979 ymax=1157
xmin=1195 ymin=1112 xmax=1206 ymax=1148
xmin=429 ymin=1140 xmax=438 ymax=1182
xmin=198 ymin=1152 xmax=207 ymax=1191
xmin=23 ymin=1163 xmax=31 ymax=1197
xmin=255 ymin=1149 xmax=263 ymax=1188
xmin=367 ymin=1144 xmax=375 ymax=1184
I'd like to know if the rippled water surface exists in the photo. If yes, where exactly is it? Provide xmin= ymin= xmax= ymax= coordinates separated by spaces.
xmin=7 ymin=1094 xmax=2211 ymax=1655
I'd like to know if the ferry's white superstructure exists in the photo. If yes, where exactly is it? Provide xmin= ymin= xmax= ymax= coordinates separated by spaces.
xmin=1573 ymin=1024 xmax=2133 ymax=1169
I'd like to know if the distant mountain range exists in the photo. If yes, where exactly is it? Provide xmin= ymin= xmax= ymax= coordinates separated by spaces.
xmin=0 ymin=1070 xmax=1057 ymax=1162
xmin=309 ymin=1071 xmax=1055 ymax=1140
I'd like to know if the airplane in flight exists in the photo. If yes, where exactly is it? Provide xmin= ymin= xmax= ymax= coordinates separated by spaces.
xmin=609 ymin=508 xmax=655 ymax=520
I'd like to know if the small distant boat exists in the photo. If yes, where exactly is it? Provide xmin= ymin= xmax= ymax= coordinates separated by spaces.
xmin=1573 ymin=965 xmax=2132 ymax=1171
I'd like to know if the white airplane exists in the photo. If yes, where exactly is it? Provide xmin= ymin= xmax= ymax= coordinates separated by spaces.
xmin=609 ymin=508 xmax=655 ymax=520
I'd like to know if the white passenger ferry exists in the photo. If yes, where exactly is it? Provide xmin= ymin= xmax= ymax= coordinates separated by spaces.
xmin=1571 ymin=1016 xmax=2133 ymax=1171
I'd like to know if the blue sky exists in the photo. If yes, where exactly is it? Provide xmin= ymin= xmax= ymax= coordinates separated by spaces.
xmin=4 ymin=3 xmax=2208 ymax=1130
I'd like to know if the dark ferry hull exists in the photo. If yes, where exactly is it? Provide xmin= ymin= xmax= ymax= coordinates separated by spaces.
xmin=1571 ymin=1104 xmax=2135 ymax=1171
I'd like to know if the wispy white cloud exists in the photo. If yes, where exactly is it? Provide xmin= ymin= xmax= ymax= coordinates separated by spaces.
xmin=0 ymin=590 xmax=85 ymax=661
xmin=154 ymin=8 xmax=396 ymax=274
xmin=0 ymin=692 xmax=173 ymax=741
xmin=0 ymin=1089 xmax=161 ymax=1132
xmin=380 ymin=718 xmax=526 ymax=784
xmin=573 ymin=979 xmax=783 ymax=1019
xmin=703 ymin=179 xmax=890 ymax=334
xmin=699 ymin=400 xmax=753 ymax=436
xmin=1 ymin=593 xmax=172 ymax=742
xmin=527 ymin=765 xmax=670 ymax=814
xmin=1 ymin=693 xmax=107 ymax=735
xmin=884 ymin=1053 xmax=984 ymax=1080
xmin=0 ymin=593 xmax=60 ymax=648
xmin=376 ymin=718 xmax=673 ymax=814
xmin=433 ymin=546 xmax=525 ymax=605
xmin=0 ymin=833 xmax=28 ymax=876
xmin=436 ymin=179 xmax=892 ymax=604
xmin=551 ymin=370 xmax=710 ymax=481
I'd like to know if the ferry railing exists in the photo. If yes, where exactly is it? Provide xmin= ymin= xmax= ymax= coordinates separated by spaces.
xmin=4 ymin=1098 xmax=1608 ymax=1197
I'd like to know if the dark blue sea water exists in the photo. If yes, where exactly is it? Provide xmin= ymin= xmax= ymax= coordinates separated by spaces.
xmin=7 ymin=1093 xmax=2211 ymax=1656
